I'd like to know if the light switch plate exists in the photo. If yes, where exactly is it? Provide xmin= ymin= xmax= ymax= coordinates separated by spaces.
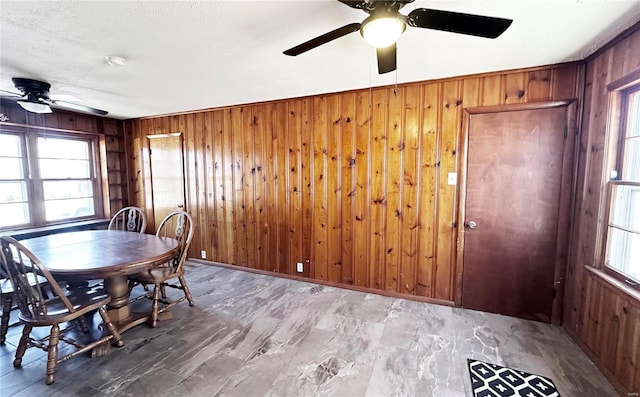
xmin=448 ymin=172 xmax=457 ymax=185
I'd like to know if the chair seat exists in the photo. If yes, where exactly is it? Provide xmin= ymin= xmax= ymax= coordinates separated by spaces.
xmin=18 ymin=288 xmax=111 ymax=327
xmin=1 ymin=274 xmax=47 ymax=294
xmin=128 ymin=266 xmax=184 ymax=284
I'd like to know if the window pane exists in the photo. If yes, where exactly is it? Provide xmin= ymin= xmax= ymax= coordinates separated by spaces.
xmin=37 ymin=137 xmax=89 ymax=159
xmin=44 ymin=197 xmax=95 ymax=221
xmin=610 ymin=184 xmax=640 ymax=231
xmin=39 ymin=159 xmax=90 ymax=178
xmin=626 ymin=90 xmax=639 ymax=138
xmin=0 ymin=203 xmax=29 ymax=227
xmin=0 ymin=182 xmax=28 ymax=204
xmin=0 ymin=157 xmax=24 ymax=179
xmin=622 ymin=136 xmax=640 ymax=182
xmin=43 ymin=180 xmax=93 ymax=200
xmin=607 ymin=227 xmax=640 ymax=283
xmin=0 ymin=134 xmax=21 ymax=157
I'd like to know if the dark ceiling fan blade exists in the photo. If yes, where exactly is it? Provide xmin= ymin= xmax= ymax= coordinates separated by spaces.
xmin=407 ymin=8 xmax=512 ymax=38
xmin=337 ymin=0 xmax=368 ymax=9
xmin=284 ymin=23 xmax=361 ymax=56
xmin=377 ymin=43 xmax=396 ymax=74
xmin=50 ymin=100 xmax=108 ymax=116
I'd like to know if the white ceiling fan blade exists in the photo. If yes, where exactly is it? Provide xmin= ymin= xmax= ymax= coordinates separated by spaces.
xmin=0 ymin=89 xmax=23 ymax=98
xmin=49 ymin=94 xmax=81 ymax=102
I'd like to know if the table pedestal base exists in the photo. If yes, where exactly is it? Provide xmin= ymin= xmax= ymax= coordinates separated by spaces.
xmin=90 ymin=276 xmax=172 ymax=357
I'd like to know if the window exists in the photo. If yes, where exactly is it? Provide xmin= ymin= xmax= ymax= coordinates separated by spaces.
xmin=0 ymin=128 xmax=103 ymax=229
xmin=605 ymin=85 xmax=640 ymax=285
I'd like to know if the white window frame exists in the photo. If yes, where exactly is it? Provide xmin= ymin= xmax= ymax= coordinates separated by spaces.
xmin=603 ymin=79 xmax=640 ymax=289
xmin=0 ymin=125 xmax=104 ymax=230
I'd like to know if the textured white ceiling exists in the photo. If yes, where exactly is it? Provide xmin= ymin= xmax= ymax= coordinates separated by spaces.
xmin=1 ymin=1 xmax=640 ymax=120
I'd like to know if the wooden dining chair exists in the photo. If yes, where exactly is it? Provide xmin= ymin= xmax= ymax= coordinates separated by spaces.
xmin=0 ymin=236 xmax=123 ymax=385
xmin=108 ymin=206 xmax=147 ymax=233
xmin=128 ymin=211 xmax=194 ymax=327
xmin=0 ymin=268 xmax=48 ymax=345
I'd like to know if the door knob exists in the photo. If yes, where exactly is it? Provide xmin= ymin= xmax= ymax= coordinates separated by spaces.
xmin=465 ymin=220 xmax=477 ymax=229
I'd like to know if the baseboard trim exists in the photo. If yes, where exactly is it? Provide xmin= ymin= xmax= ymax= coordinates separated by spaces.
xmin=189 ymin=258 xmax=455 ymax=308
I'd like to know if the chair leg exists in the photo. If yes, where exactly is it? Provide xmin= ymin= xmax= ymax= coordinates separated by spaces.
xmin=45 ymin=324 xmax=60 ymax=385
xmin=160 ymin=284 xmax=167 ymax=299
xmin=0 ymin=294 xmax=12 ymax=345
xmin=13 ymin=324 xmax=32 ymax=367
xmin=150 ymin=284 xmax=160 ymax=328
xmin=98 ymin=307 xmax=124 ymax=348
xmin=178 ymin=276 xmax=194 ymax=306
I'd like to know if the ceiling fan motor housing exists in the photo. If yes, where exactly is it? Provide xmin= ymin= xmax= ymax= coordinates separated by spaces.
xmin=12 ymin=77 xmax=51 ymax=98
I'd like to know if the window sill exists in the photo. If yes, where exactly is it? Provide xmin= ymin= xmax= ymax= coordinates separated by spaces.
xmin=585 ymin=266 xmax=640 ymax=303
xmin=0 ymin=219 xmax=110 ymax=241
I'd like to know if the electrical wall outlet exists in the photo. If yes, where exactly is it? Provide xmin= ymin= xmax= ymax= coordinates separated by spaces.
xmin=201 ymin=250 xmax=207 ymax=259
xmin=447 ymin=172 xmax=457 ymax=185
xmin=296 ymin=262 xmax=303 ymax=272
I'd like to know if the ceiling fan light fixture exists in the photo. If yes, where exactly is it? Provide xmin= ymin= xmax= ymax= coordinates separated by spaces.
xmin=17 ymin=94 xmax=52 ymax=114
xmin=361 ymin=14 xmax=406 ymax=48
xmin=104 ymin=55 xmax=127 ymax=66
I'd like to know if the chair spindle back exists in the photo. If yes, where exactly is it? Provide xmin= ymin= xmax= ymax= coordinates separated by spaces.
xmin=156 ymin=211 xmax=193 ymax=272
xmin=108 ymin=206 xmax=147 ymax=233
xmin=0 ymin=237 xmax=72 ymax=321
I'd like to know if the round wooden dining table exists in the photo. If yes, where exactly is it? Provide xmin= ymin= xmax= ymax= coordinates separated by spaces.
xmin=20 ymin=230 xmax=180 ymax=346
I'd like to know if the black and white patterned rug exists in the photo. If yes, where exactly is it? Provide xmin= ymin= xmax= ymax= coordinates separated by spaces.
xmin=468 ymin=359 xmax=561 ymax=397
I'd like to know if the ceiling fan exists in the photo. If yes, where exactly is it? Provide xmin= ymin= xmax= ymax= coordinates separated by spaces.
xmin=0 ymin=77 xmax=108 ymax=116
xmin=283 ymin=0 xmax=513 ymax=74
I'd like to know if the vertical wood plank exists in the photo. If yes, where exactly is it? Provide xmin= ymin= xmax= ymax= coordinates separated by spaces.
xmin=527 ymin=69 xmax=552 ymax=101
xmin=341 ymin=92 xmax=356 ymax=285
xmin=400 ymin=85 xmax=421 ymax=295
xmin=231 ymin=107 xmax=248 ymax=267
xmin=369 ymin=88 xmax=388 ymax=290
xmin=300 ymin=99 xmax=313 ymax=278
xmin=353 ymin=91 xmax=371 ymax=287
xmin=222 ymin=109 xmax=236 ymax=265
xmin=275 ymin=102 xmax=290 ymax=273
xmin=262 ymin=103 xmax=276 ymax=272
xmin=435 ymin=80 xmax=461 ymax=301
xmin=253 ymin=105 xmax=267 ymax=270
xmin=288 ymin=100 xmax=302 ymax=275
xmin=624 ymin=29 xmax=640 ymax=74
xmin=615 ymin=298 xmax=640 ymax=391
xmin=327 ymin=95 xmax=342 ymax=283
xmin=481 ymin=75 xmax=503 ymax=106
xmin=242 ymin=106 xmax=257 ymax=268
xmin=416 ymin=83 xmax=439 ymax=298
xmin=551 ymin=64 xmax=579 ymax=101
xmin=202 ymin=112 xmax=216 ymax=260
xmin=312 ymin=96 xmax=328 ymax=280
xmin=385 ymin=87 xmax=404 ymax=292
xmin=504 ymin=72 xmax=526 ymax=104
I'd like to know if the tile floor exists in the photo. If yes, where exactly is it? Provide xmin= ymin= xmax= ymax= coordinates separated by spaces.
xmin=0 ymin=262 xmax=618 ymax=396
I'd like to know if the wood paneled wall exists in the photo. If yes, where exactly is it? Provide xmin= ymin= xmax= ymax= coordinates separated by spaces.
xmin=564 ymin=24 xmax=640 ymax=395
xmin=125 ymin=63 xmax=580 ymax=303
xmin=0 ymin=100 xmax=128 ymax=217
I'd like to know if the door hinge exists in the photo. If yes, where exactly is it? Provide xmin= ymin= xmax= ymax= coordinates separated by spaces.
xmin=552 ymin=287 xmax=557 ymax=299
xmin=563 ymin=126 xmax=568 ymax=139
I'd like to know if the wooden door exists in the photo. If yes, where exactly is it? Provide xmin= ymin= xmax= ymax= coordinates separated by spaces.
xmin=461 ymin=105 xmax=572 ymax=323
xmin=148 ymin=134 xmax=186 ymax=230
